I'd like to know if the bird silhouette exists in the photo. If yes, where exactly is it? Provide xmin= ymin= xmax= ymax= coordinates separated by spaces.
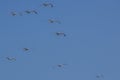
xmin=56 ymin=32 xmax=66 ymax=37
xmin=25 ymin=10 xmax=31 ymax=14
xmin=6 ymin=57 xmax=16 ymax=61
xmin=48 ymin=19 xmax=54 ymax=23
xmin=57 ymin=64 xmax=67 ymax=68
xmin=42 ymin=3 xmax=54 ymax=7
xmin=52 ymin=64 xmax=68 ymax=69
xmin=48 ymin=19 xmax=61 ymax=24
xmin=23 ymin=48 xmax=29 ymax=51
xmin=96 ymin=74 xmax=104 ymax=79
xmin=11 ymin=12 xmax=17 ymax=16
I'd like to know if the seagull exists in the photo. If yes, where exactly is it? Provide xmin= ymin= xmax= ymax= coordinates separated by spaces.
xmin=56 ymin=32 xmax=66 ymax=37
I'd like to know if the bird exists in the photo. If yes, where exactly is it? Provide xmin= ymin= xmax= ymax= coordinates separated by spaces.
xmin=56 ymin=32 xmax=66 ymax=37
xmin=48 ymin=19 xmax=61 ymax=24
xmin=23 ymin=48 xmax=29 ymax=51
xmin=57 ymin=64 xmax=63 ymax=67
xmin=96 ymin=74 xmax=104 ymax=79
xmin=6 ymin=57 xmax=16 ymax=61
xmin=43 ymin=3 xmax=48 ymax=7
xmin=11 ymin=12 xmax=17 ymax=16
xmin=42 ymin=3 xmax=54 ymax=7
xmin=25 ymin=10 xmax=31 ymax=14
xmin=48 ymin=19 xmax=54 ymax=23
xmin=52 ymin=64 xmax=68 ymax=69
xmin=57 ymin=64 xmax=67 ymax=68
xmin=96 ymin=75 xmax=100 ymax=78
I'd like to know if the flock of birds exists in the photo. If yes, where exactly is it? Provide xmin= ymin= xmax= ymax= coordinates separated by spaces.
xmin=8 ymin=2 xmax=67 ymax=68
xmin=6 ymin=47 xmax=67 ymax=69
xmin=7 ymin=1 xmax=104 ymax=80
xmin=10 ymin=2 xmax=66 ymax=37
xmin=6 ymin=48 xmax=29 ymax=62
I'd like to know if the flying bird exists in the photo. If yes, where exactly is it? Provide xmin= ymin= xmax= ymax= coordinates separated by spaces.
xmin=48 ymin=19 xmax=61 ymax=24
xmin=11 ymin=12 xmax=17 ymax=16
xmin=52 ymin=64 xmax=68 ymax=69
xmin=42 ymin=3 xmax=54 ymax=7
xmin=25 ymin=10 xmax=31 ymax=14
xmin=56 ymin=32 xmax=66 ymax=37
xmin=57 ymin=64 xmax=68 ymax=68
xmin=43 ymin=3 xmax=48 ymax=7
xmin=96 ymin=74 xmax=104 ymax=79
xmin=23 ymin=48 xmax=29 ymax=51
xmin=48 ymin=19 xmax=54 ymax=23
xmin=6 ymin=57 xmax=16 ymax=61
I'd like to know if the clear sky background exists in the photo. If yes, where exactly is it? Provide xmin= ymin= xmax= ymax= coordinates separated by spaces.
xmin=0 ymin=0 xmax=120 ymax=80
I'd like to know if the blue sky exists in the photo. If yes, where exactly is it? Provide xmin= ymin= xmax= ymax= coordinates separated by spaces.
xmin=0 ymin=0 xmax=120 ymax=80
